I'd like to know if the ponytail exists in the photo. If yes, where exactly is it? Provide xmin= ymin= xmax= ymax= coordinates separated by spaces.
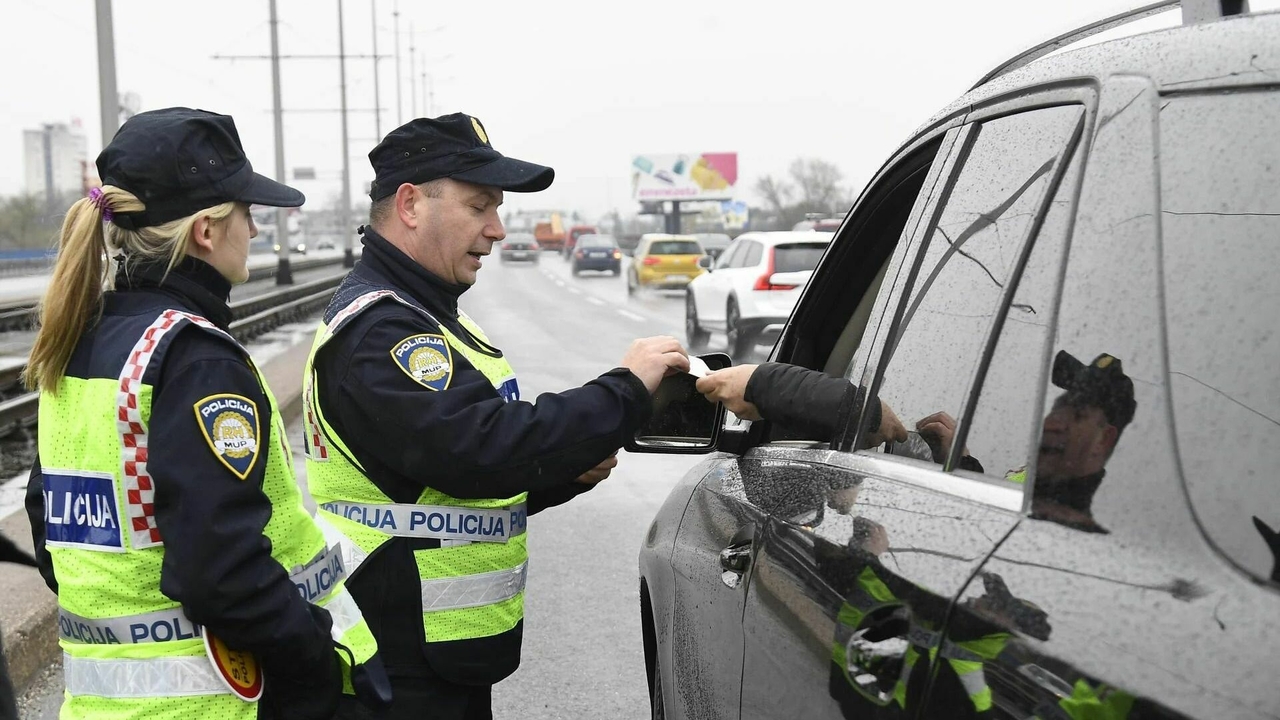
xmin=24 ymin=186 xmax=144 ymax=392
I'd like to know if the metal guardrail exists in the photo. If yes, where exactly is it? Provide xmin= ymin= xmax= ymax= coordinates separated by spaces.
xmin=0 ymin=256 xmax=346 ymax=332
xmin=0 ymin=273 xmax=345 ymax=438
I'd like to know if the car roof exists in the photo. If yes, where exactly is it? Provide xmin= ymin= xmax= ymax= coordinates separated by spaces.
xmin=906 ymin=11 xmax=1280 ymax=148
xmin=732 ymin=231 xmax=835 ymax=247
xmin=639 ymin=233 xmax=699 ymax=242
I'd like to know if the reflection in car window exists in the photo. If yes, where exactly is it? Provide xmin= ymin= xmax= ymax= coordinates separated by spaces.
xmin=874 ymin=106 xmax=1084 ymax=466
xmin=961 ymin=145 xmax=1082 ymax=483
xmin=1160 ymin=91 xmax=1280 ymax=583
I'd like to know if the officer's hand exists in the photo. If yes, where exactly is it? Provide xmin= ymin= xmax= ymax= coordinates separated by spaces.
xmin=574 ymin=453 xmax=618 ymax=485
xmin=621 ymin=336 xmax=690 ymax=394
xmin=917 ymin=411 xmax=963 ymax=462
xmin=695 ymin=365 xmax=761 ymax=421
xmin=862 ymin=400 xmax=908 ymax=448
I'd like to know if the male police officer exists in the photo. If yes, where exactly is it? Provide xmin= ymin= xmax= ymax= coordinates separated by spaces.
xmin=303 ymin=113 xmax=689 ymax=719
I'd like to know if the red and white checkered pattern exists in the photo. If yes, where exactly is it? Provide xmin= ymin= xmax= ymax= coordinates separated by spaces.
xmin=118 ymin=309 xmax=237 ymax=549
xmin=303 ymin=378 xmax=329 ymax=461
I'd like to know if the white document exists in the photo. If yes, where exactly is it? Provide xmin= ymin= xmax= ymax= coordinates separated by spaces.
xmin=686 ymin=356 xmax=712 ymax=378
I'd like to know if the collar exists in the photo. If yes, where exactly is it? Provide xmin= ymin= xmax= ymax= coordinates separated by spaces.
xmin=1032 ymin=469 xmax=1106 ymax=515
xmin=113 ymin=254 xmax=234 ymax=329
xmin=358 ymin=226 xmax=467 ymax=318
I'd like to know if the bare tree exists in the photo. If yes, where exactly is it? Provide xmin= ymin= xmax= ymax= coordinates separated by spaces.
xmin=788 ymin=158 xmax=844 ymax=214
xmin=753 ymin=175 xmax=792 ymax=218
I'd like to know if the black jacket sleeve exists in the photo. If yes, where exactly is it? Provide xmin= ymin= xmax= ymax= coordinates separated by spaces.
xmin=21 ymin=460 xmax=54 ymax=592
xmin=744 ymin=362 xmax=880 ymax=441
xmin=318 ymin=308 xmax=652 ymax=501
xmin=148 ymin=329 xmax=339 ymax=718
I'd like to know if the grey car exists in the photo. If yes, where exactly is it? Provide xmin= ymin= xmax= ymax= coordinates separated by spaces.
xmin=634 ymin=5 xmax=1280 ymax=719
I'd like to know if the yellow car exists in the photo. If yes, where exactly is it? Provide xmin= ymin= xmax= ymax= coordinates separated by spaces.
xmin=627 ymin=234 xmax=706 ymax=294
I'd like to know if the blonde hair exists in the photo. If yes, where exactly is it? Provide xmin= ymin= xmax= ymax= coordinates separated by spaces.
xmin=24 ymin=188 xmax=237 ymax=392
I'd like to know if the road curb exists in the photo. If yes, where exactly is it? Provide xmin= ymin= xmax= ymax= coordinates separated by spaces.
xmin=0 ymin=333 xmax=314 ymax=698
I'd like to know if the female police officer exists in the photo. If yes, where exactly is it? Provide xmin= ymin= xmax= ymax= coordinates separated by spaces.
xmin=22 ymin=108 xmax=388 ymax=719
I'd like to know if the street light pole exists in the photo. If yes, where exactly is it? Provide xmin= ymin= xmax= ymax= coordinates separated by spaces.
xmin=393 ymin=0 xmax=402 ymax=125
xmin=95 ymin=0 xmax=119 ymax=148
xmin=409 ymin=22 xmax=417 ymax=118
xmin=339 ymin=0 xmax=355 ymax=268
xmin=371 ymin=0 xmax=381 ymax=139
xmin=269 ymin=0 xmax=293 ymax=284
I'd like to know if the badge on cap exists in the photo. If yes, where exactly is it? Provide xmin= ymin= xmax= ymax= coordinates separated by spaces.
xmin=194 ymin=394 xmax=261 ymax=480
xmin=204 ymin=631 xmax=263 ymax=702
xmin=392 ymin=333 xmax=454 ymax=391
xmin=471 ymin=116 xmax=489 ymax=145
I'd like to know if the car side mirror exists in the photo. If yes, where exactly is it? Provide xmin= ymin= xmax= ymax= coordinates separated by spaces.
xmin=626 ymin=353 xmax=732 ymax=454
xmin=697 ymin=255 xmax=714 ymax=271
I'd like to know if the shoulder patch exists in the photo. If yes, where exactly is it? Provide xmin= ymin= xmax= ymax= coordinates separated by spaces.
xmin=391 ymin=333 xmax=453 ymax=391
xmin=194 ymin=394 xmax=262 ymax=480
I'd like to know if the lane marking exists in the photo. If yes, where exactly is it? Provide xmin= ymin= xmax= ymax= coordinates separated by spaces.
xmin=617 ymin=310 xmax=645 ymax=322
xmin=586 ymin=297 xmax=605 ymax=306
xmin=555 ymin=280 xmax=565 ymax=287
xmin=567 ymin=287 xmax=582 ymax=295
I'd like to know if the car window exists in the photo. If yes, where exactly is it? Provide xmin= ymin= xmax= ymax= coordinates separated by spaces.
xmin=773 ymin=243 xmax=829 ymax=273
xmin=870 ymin=105 xmax=1084 ymax=466
xmin=1160 ymin=90 xmax=1280 ymax=584
xmin=580 ymin=235 xmax=615 ymax=248
xmin=741 ymin=242 xmax=763 ymax=268
xmin=728 ymin=241 xmax=755 ymax=268
xmin=649 ymin=240 xmax=701 ymax=255
xmin=716 ymin=241 xmax=744 ymax=269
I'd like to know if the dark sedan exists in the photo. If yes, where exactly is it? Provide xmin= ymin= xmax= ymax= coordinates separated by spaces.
xmin=633 ymin=8 xmax=1280 ymax=720
xmin=570 ymin=234 xmax=621 ymax=276
xmin=498 ymin=232 xmax=540 ymax=263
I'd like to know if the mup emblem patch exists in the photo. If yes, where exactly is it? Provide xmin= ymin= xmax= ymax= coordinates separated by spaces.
xmin=392 ymin=333 xmax=454 ymax=390
xmin=194 ymin=394 xmax=261 ymax=480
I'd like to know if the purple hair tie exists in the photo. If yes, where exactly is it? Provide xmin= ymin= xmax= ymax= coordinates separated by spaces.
xmin=88 ymin=187 xmax=114 ymax=223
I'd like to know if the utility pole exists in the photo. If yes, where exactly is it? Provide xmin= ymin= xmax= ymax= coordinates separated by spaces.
xmin=393 ymin=0 xmax=402 ymax=125
xmin=409 ymin=22 xmax=417 ymax=118
xmin=339 ymin=0 xmax=355 ymax=268
xmin=95 ymin=0 xmax=119 ymax=148
xmin=269 ymin=0 xmax=293 ymax=284
xmin=371 ymin=0 xmax=381 ymax=139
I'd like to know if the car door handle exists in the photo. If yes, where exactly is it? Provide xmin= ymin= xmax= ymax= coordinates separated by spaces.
xmin=719 ymin=544 xmax=752 ymax=573
xmin=842 ymin=606 xmax=910 ymax=707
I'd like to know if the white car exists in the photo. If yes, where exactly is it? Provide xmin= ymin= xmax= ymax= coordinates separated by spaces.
xmin=684 ymin=231 xmax=832 ymax=356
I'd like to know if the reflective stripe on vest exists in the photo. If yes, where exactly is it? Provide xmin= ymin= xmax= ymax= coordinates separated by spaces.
xmin=63 ymin=653 xmax=231 ymax=698
xmin=317 ymin=501 xmax=527 ymax=543
xmin=421 ymin=561 xmax=528 ymax=611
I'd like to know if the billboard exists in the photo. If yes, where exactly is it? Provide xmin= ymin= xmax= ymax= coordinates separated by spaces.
xmin=631 ymin=153 xmax=738 ymax=201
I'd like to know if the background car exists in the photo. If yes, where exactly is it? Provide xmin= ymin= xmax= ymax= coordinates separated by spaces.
xmin=684 ymin=231 xmax=832 ymax=356
xmin=498 ymin=232 xmax=540 ymax=263
xmin=635 ymin=7 xmax=1280 ymax=720
xmin=561 ymin=224 xmax=600 ymax=259
xmin=569 ymin=233 xmax=621 ymax=276
xmin=792 ymin=215 xmax=843 ymax=232
xmin=626 ymin=234 xmax=705 ymax=295
xmin=692 ymin=232 xmax=732 ymax=260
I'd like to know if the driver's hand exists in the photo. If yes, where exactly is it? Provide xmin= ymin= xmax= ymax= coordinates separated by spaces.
xmin=695 ymin=364 xmax=761 ymax=420
xmin=862 ymin=400 xmax=908 ymax=447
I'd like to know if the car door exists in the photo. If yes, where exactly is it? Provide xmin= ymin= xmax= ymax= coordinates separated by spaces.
xmin=701 ymin=240 xmax=746 ymax=330
xmin=738 ymin=98 xmax=1087 ymax=720
xmin=950 ymin=78 xmax=1280 ymax=720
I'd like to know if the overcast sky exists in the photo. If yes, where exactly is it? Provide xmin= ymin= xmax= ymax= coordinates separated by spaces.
xmin=2 ymin=0 xmax=1274 ymax=221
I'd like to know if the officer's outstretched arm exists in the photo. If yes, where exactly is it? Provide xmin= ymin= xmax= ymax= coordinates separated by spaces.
xmin=148 ymin=333 xmax=341 ymax=719
xmin=321 ymin=314 xmax=652 ymax=499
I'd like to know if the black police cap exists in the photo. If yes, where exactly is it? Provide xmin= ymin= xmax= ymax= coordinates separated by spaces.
xmin=97 ymin=107 xmax=304 ymax=230
xmin=1051 ymin=350 xmax=1137 ymax=431
xmin=367 ymin=113 xmax=554 ymax=201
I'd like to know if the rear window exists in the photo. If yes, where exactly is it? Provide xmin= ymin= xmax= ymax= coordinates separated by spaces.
xmin=773 ymin=243 xmax=828 ymax=273
xmin=580 ymin=236 xmax=616 ymax=248
xmin=648 ymin=241 xmax=702 ymax=255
